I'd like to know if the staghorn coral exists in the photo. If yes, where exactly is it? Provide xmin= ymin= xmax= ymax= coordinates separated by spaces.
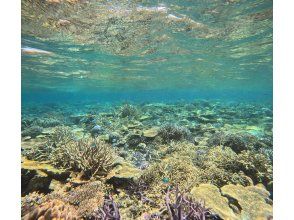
xmin=50 ymin=138 xmax=116 ymax=178
xmin=22 ymin=199 xmax=79 ymax=220
xmin=165 ymin=186 xmax=220 ymax=220
xmin=47 ymin=126 xmax=76 ymax=147
xmin=94 ymin=195 xmax=121 ymax=220
xmin=158 ymin=124 xmax=191 ymax=143
xmin=25 ymin=126 xmax=75 ymax=161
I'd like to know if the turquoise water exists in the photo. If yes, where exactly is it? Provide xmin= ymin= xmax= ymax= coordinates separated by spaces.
xmin=21 ymin=0 xmax=272 ymax=104
xmin=21 ymin=1 xmax=273 ymax=219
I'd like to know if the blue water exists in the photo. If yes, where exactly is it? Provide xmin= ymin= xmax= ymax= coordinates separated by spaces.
xmin=21 ymin=0 xmax=272 ymax=104
xmin=21 ymin=1 xmax=273 ymax=217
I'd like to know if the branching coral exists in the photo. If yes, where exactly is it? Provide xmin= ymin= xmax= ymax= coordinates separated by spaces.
xmin=165 ymin=187 xmax=220 ymax=220
xmin=194 ymin=146 xmax=253 ymax=187
xmin=158 ymin=124 xmax=191 ymax=142
xmin=47 ymin=126 xmax=76 ymax=147
xmin=33 ymin=117 xmax=62 ymax=128
xmin=191 ymin=146 xmax=272 ymax=189
xmin=119 ymin=104 xmax=138 ymax=118
xmin=207 ymin=131 xmax=264 ymax=153
xmin=50 ymin=138 xmax=116 ymax=178
xmin=139 ymin=156 xmax=202 ymax=192
xmin=24 ymin=126 xmax=116 ymax=179
xmin=94 ymin=195 xmax=121 ymax=220
xmin=24 ymin=126 xmax=75 ymax=161
xmin=237 ymin=150 xmax=273 ymax=189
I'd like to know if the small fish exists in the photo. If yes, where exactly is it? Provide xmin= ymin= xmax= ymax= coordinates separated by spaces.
xmin=162 ymin=177 xmax=169 ymax=183
xmin=21 ymin=47 xmax=53 ymax=55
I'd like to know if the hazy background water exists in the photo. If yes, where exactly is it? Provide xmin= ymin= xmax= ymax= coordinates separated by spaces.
xmin=21 ymin=0 xmax=272 ymax=104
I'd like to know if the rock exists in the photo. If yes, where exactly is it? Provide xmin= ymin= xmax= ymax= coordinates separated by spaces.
xmin=221 ymin=184 xmax=273 ymax=220
xmin=143 ymin=127 xmax=159 ymax=138
xmin=23 ymin=172 xmax=51 ymax=195
xmin=21 ymin=157 xmax=70 ymax=195
xmin=191 ymin=184 xmax=239 ymax=220
xmin=106 ymin=162 xmax=142 ymax=188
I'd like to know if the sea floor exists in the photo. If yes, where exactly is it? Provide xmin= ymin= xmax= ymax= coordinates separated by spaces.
xmin=21 ymin=100 xmax=273 ymax=219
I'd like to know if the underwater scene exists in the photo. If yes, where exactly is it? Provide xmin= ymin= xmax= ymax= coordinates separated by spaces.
xmin=21 ymin=0 xmax=273 ymax=219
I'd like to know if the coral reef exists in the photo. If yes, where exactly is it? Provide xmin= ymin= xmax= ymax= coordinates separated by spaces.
xmin=191 ymin=184 xmax=239 ymax=220
xmin=22 ymin=199 xmax=79 ymax=220
xmin=158 ymin=123 xmax=192 ymax=142
xmin=21 ymin=192 xmax=45 ymax=216
xmin=221 ymin=184 xmax=273 ymax=219
xmin=191 ymin=183 xmax=273 ymax=220
xmin=50 ymin=138 xmax=116 ymax=178
xmin=139 ymin=156 xmax=202 ymax=192
xmin=237 ymin=150 xmax=273 ymax=190
xmin=119 ymin=104 xmax=138 ymax=118
xmin=21 ymin=101 xmax=273 ymax=218
xmin=165 ymin=186 xmax=220 ymax=220
xmin=21 ymin=125 xmax=43 ymax=138
xmin=94 ymin=195 xmax=121 ymax=220
xmin=21 ymin=157 xmax=70 ymax=195
xmin=52 ymin=181 xmax=104 ymax=218
xmin=24 ymin=126 xmax=76 ymax=161
xmin=33 ymin=117 xmax=62 ymax=128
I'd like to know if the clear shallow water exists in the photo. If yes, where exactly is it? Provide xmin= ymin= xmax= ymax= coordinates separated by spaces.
xmin=21 ymin=1 xmax=273 ymax=218
xmin=21 ymin=0 xmax=272 ymax=103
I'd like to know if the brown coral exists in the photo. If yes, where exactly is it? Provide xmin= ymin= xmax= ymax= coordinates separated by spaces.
xmin=25 ymin=126 xmax=75 ymax=161
xmin=139 ymin=156 xmax=202 ymax=192
xmin=22 ymin=199 xmax=79 ymax=220
xmin=50 ymin=138 xmax=116 ymax=178
xmin=48 ymin=181 xmax=105 ymax=218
